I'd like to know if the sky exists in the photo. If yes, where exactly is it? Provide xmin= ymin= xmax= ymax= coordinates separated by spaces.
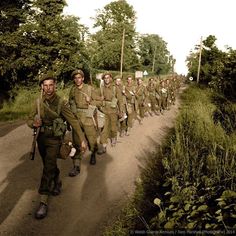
xmin=64 ymin=0 xmax=236 ymax=75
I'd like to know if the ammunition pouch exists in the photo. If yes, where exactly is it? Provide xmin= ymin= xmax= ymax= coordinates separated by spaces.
xmin=96 ymin=110 xmax=105 ymax=128
xmin=86 ymin=105 xmax=96 ymax=118
xmin=126 ymin=103 xmax=133 ymax=114
xmin=110 ymin=97 xmax=118 ymax=108
xmin=53 ymin=118 xmax=67 ymax=137
xmin=69 ymin=100 xmax=77 ymax=114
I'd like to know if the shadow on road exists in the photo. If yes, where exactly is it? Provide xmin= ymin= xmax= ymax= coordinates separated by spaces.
xmin=60 ymin=153 xmax=113 ymax=236
xmin=0 ymin=152 xmax=41 ymax=225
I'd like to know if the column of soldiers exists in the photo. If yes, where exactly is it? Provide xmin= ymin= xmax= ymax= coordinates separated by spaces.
xmin=27 ymin=70 xmax=181 ymax=219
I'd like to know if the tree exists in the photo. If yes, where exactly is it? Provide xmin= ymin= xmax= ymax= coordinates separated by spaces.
xmin=91 ymin=0 xmax=139 ymax=71
xmin=0 ymin=0 xmax=31 ymax=90
xmin=137 ymin=34 xmax=173 ymax=75
xmin=187 ymin=35 xmax=236 ymax=99
xmin=19 ymin=0 xmax=89 ymax=82
xmin=0 ymin=0 xmax=90 ymax=89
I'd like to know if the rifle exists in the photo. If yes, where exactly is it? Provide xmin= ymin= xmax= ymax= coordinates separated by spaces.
xmin=29 ymin=98 xmax=41 ymax=160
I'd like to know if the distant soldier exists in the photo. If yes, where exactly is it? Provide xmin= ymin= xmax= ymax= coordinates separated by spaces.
xmin=27 ymin=73 xmax=86 ymax=219
xmin=160 ymin=79 xmax=168 ymax=112
xmin=146 ymin=77 xmax=158 ymax=115
xmin=114 ymin=75 xmax=127 ymax=137
xmin=68 ymin=69 xmax=102 ymax=176
xmin=123 ymin=75 xmax=137 ymax=135
xmin=135 ymin=77 xmax=147 ymax=123
xmin=97 ymin=72 xmax=121 ymax=154
xmin=155 ymin=77 xmax=162 ymax=114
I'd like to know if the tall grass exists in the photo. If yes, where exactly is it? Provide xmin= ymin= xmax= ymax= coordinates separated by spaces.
xmin=103 ymin=85 xmax=236 ymax=234
xmin=0 ymin=86 xmax=71 ymax=121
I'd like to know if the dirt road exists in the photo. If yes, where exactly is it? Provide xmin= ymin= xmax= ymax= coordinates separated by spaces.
xmin=0 ymin=96 xmax=182 ymax=236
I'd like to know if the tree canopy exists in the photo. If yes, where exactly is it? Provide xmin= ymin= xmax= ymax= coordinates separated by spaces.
xmin=137 ymin=34 xmax=173 ymax=75
xmin=187 ymin=35 xmax=236 ymax=99
xmin=0 ymin=0 xmax=173 ymax=92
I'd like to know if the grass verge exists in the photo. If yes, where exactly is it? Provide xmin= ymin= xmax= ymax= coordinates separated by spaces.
xmin=103 ymin=85 xmax=236 ymax=234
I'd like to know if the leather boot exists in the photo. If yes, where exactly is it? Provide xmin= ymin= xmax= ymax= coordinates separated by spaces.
xmin=90 ymin=152 xmax=96 ymax=165
xmin=68 ymin=165 xmax=80 ymax=177
xmin=52 ymin=180 xmax=62 ymax=196
xmin=35 ymin=202 xmax=48 ymax=219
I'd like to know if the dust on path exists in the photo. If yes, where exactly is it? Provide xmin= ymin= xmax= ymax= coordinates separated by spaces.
xmin=0 ymin=89 xmax=183 ymax=236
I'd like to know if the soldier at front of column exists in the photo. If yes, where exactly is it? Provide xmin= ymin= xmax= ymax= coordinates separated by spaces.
xmin=27 ymin=73 xmax=87 ymax=219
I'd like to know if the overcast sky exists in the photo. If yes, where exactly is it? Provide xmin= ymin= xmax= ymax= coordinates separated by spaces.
xmin=64 ymin=0 xmax=236 ymax=75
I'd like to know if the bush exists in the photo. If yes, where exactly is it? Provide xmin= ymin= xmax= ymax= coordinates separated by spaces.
xmin=0 ymin=86 xmax=71 ymax=121
xmin=104 ymin=85 xmax=236 ymax=234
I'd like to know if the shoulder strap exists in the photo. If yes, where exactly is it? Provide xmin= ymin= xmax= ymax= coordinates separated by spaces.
xmin=88 ymin=85 xmax=92 ymax=98
xmin=75 ymin=84 xmax=91 ymax=99
xmin=43 ymin=97 xmax=62 ymax=118
xmin=112 ymin=85 xmax=116 ymax=98
xmin=57 ymin=97 xmax=63 ymax=115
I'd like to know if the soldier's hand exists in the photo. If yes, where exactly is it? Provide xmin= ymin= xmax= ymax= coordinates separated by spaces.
xmin=81 ymin=140 xmax=87 ymax=153
xmin=130 ymin=91 xmax=135 ymax=96
xmin=33 ymin=117 xmax=42 ymax=128
xmin=85 ymin=95 xmax=91 ymax=103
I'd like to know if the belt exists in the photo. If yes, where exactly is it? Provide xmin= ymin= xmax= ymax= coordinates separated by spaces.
xmin=77 ymin=108 xmax=88 ymax=113
xmin=149 ymin=92 xmax=155 ymax=96
xmin=40 ymin=124 xmax=53 ymax=133
xmin=43 ymin=124 xmax=53 ymax=129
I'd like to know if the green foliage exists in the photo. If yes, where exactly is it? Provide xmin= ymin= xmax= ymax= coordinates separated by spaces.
xmin=91 ymin=0 xmax=139 ymax=71
xmin=0 ymin=0 xmax=89 ymax=90
xmin=0 ymin=87 xmax=39 ymax=121
xmin=212 ymin=94 xmax=236 ymax=134
xmin=104 ymin=85 xmax=236 ymax=234
xmin=0 ymin=86 xmax=70 ymax=121
xmin=137 ymin=34 xmax=173 ymax=75
xmin=1 ymin=0 xmax=172 ymax=96
xmin=186 ymin=35 xmax=236 ymax=100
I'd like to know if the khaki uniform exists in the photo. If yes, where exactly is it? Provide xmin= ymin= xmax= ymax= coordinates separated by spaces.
xmin=69 ymin=84 xmax=101 ymax=158
xmin=146 ymin=81 xmax=158 ymax=114
xmin=155 ymin=81 xmax=162 ymax=113
xmin=115 ymin=83 xmax=127 ymax=133
xmin=100 ymin=84 xmax=120 ymax=144
xmin=160 ymin=81 xmax=168 ymax=110
xmin=135 ymin=83 xmax=147 ymax=119
xmin=125 ymin=83 xmax=137 ymax=128
xmin=27 ymin=94 xmax=85 ymax=196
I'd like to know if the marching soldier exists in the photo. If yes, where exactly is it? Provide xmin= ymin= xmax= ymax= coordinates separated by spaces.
xmin=146 ymin=77 xmax=159 ymax=115
xmin=160 ymin=79 xmax=168 ymax=112
xmin=123 ymin=75 xmax=137 ymax=135
xmin=97 ymin=72 xmax=121 ymax=154
xmin=135 ymin=77 xmax=147 ymax=123
xmin=114 ymin=75 xmax=127 ymax=137
xmin=27 ymin=73 xmax=87 ymax=219
xmin=155 ymin=77 xmax=162 ymax=114
xmin=68 ymin=69 xmax=102 ymax=176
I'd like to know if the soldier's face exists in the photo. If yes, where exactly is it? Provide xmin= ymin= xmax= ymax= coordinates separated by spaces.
xmin=42 ymin=79 xmax=56 ymax=97
xmin=74 ymin=74 xmax=84 ymax=86
xmin=137 ymin=79 xmax=142 ymax=85
xmin=127 ymin=77 xmax=132 ymax=85
xmin=104 ymin=75 xmax=111 ymax=85
xmin=115 ymin=79 xmax=121 ymax=85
